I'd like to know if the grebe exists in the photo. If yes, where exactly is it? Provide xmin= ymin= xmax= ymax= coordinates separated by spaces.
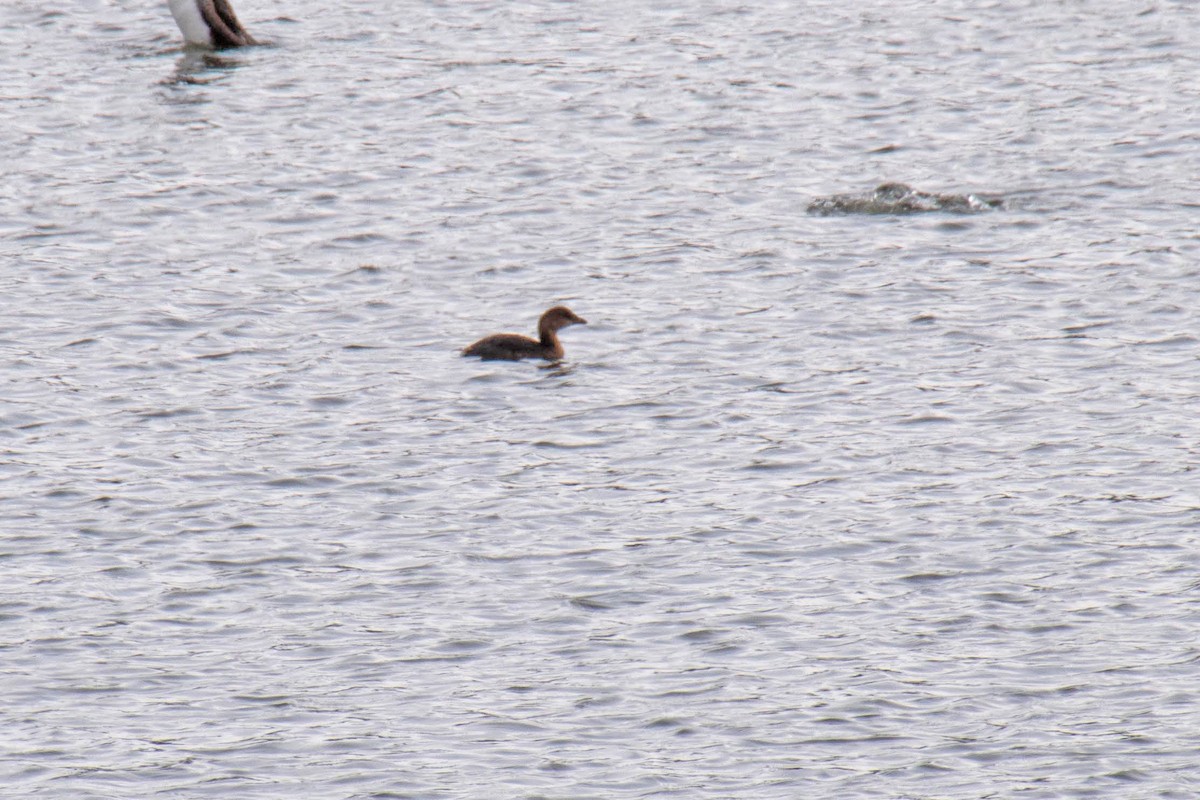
xmin=169 ymin=0 xmax=257 ymax=48
xmin=462 ymin=306 xmax=587 ymax=361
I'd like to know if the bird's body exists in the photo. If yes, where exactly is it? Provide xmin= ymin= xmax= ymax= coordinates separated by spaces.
xmin=169 ymin=0 xmax=257 ymax=48
xmin=462 ymin=306 xmax=588 ymax=361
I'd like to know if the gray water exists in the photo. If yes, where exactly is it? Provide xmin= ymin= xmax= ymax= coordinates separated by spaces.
xmin=3 ymin=1 xmax=1199 ymax=797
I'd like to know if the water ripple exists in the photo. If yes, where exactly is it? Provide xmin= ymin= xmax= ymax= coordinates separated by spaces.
xmin=2 ymin=1 xmax=1200 ymax=798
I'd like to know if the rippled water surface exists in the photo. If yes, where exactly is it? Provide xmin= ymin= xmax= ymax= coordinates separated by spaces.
xmin=3 ymin=1 xmax=1199 ymax=797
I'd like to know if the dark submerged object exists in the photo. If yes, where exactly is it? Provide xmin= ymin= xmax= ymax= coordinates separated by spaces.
xmin=169 ymin=0 xmax=258 ymax=49
xmin=807 ymin=183 xmax=1001 ymax=216
xmin=462 ymin=306 xmax=588 ymax=361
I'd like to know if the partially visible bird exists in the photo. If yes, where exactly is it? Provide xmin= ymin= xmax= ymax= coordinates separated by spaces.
xmin=169 ymin=0 xmax=257 ymax=48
